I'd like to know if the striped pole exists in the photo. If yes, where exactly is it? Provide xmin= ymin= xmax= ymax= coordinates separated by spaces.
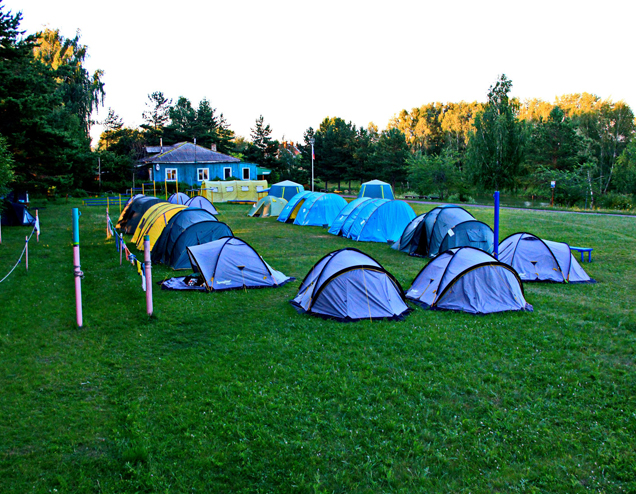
xmin=493 ymin=191 xmax=500 ymax=258
xmin=72 ymin=208 xmax=83 ymax=327
xmin=25 ymin=236 xmax=28 ymax=271
xmin=144 ymin=235 xmax=153 ymax=316
xmin=35 ymin=210 xmax=39 ymax=242
xmin=119 ymin=233 xmax=123 ymax=265
xmin=106 ymin=206 xmax=111 ymax=239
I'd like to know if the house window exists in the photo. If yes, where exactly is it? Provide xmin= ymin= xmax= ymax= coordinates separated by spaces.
xmin=223 ymin=167 xmax=232 ymax=180
xmin=242 ymin=167 xmax=250 ymax=180
xmin=197 ymin=168 xmax=209 ymax=182
xmin=165 ymin=168 xmax=177 ymax=182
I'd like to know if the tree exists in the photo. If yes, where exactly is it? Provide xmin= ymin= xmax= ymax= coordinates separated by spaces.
xmin=142 ymin=91 xmax=172 ymax=130
xmin=0 ymin=134 xmax=15 ymax=197
xmin=467 ymin=74 xmax=525 ymax=190
xmin=313 ymin=117 xmax=357 ymax=189
xmin=407 ymin=150 xmax=462 ymax=200
xmin=247 ymin=115 xmax=279 ymax=169
xmin=369 ymin=128 xmax=409 ymax=188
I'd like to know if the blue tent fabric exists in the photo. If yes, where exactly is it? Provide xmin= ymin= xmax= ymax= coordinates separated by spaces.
xmin=293 ymin=193 xmax=348 ymax=227
xmin=277 ymin=191 xmax=313 ymax=223
xmin=352 ymin=200 xmax=416 ymax=243
xmin=168 ymin=192 xmax=190 ymax=205
xmin=498 ymin=232 xmax=595 ymax=283
xmin=268 ymin=180 xmax=305 ymax=201
xmin=1 ymin=202 xmax=35 ymax=226
xmin=151 ymin=208 xmax=217 ymax=264
xmin=185 ymin=196 xmax=219 ymax=215
xmin=328 ymin=197 xmax=371 ymax=235
xmin=341 ymin=199 xmax=387 ymax=238
xmin=291 ymin=248 xmax=411 ymax=322
xmin=406 ymin=247 xmax=532 ymax=314
xmin=161 ymin=237 xmax=294 ymax=291
xmin=345 ymin=199 xmax=390 ymax=239
xmin=439 ymin=220 xmax=494 ymax=254
xmin=357 ymin=180 xmax=395 ymax=200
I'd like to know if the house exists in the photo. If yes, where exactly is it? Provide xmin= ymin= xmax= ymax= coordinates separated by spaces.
xmin=139 ymin=141 xmax=260 ymax=186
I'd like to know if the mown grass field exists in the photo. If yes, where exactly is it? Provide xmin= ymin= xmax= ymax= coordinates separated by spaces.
xmin=1 ymin=198 xmax=635 ymax=493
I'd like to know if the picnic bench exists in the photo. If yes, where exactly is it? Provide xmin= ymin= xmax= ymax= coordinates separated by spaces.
xmin=405 ymin=194 xmax=427 ymax=200
xmin=82 ymin=197 xmax=122 ymax=207
xmin=570 ymin=246 xmax=593 ymax=262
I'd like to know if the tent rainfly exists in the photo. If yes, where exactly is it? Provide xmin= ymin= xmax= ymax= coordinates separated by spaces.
xmin=120 ymin=196 xmax=165 ymax=234
xmin=292 ymin=193 xmax=348 ymax=227
xmin=185 ymin=195 xmax=219 ymax=215
xmin=168 ymin=192 xmax=190 ymax=205
xmin=438 ymin=220 xmax=495 ymax=254
xmin=248 ymin=195 xmax=288 ymax=218
xmin=498 ymin=232 xmax=595 ymax=283
xmin=346 ymin=200 xmax=415 ymax=243
xmin=328 ymin=197 xmax=371 ymax=236
xmin=406 ymin=247 xmax=533 ymax=314
xmin=277 ymin=191 xmax=317 ymax=223
xmin=290 ymin=248 xmax=411 ymax=322
xmin=357 ymin=180 xmax=395 ymax=200
xmin=160 ymin=237 xmax=294 ymax=291
xmin=134 ymin=204 xmax=187 ymax=250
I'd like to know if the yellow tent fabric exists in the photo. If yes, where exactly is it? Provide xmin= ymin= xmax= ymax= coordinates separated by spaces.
xmin=135 ymin=205 xmax=187 ymax=250
xmin=200 ymin=180 xmax=268 ymax=203
xmin=132 ymin=203 xmax=175 ymax=243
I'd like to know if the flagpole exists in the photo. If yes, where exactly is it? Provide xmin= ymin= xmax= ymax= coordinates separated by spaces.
xmin=310 ymin=137 xmax=315 ymax=192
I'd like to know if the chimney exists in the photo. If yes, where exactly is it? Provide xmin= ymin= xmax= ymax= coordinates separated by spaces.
xmin=210 ymin=143 xmax=217 ymax=152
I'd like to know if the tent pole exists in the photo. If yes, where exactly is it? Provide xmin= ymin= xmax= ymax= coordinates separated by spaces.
xmin=144 ymin=235 xmax=153 ymax=316
xmin=493 ymin=191 xmax=500 ymax=258
xmin=72 ymin=208 xmax=83 ymax=327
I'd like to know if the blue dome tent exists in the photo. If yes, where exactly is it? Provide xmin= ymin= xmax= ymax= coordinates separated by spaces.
xmin=358 ymin=180 xmax=395 ymax=200
xmin=341 ymin=199 xmax=388 ymax=238
xmin=168 ymin=192 xmax=190 ymax=205
xmin=160 ymin=237 xmax=294 ymax=291
xmin=498 ymin=232 xmax=595 ymax=283
xmin=268 ymin=180 xmax=305 ymax=201
xmin=293 ymin=193 xmax=348 ymax=227
xmin=185 ymin=195 xmax=219 ymax=215
xmin=348 ymin=200 xmax=415 ymax=243
xmin=291 ymin=248 xmax=411 ymax=322
xmin=277 ymin=191 xmax=314 ymax=223
xmin=406 ymin=247 xmax=532 ymax=314
xmin=328 ymin=197 xmax=371 ymax=235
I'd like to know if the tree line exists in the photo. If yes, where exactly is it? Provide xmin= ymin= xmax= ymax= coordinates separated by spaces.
xmin=1 ymin=1 xmax=635 ymax=209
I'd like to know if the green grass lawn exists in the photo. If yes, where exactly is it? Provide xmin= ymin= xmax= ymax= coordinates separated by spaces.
xmin=1 ymin=199 xmax=635 ymax=493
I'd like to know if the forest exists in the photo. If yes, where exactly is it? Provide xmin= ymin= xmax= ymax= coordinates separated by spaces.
xmin=1 ymin=1 xmax=635 ymax=209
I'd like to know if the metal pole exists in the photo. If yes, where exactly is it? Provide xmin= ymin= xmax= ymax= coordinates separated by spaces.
xmin=72 ymin=208 xmax=83 ymax=327
xmin=493 ymin=191 xmax=500 ymax=258
xmin=310 ymin=138 xmax=315 ymax=192
xmin=551 ymin=187 xmax=554 ymax=207
xmin=144 ymin=235 xmax=153 ymax=316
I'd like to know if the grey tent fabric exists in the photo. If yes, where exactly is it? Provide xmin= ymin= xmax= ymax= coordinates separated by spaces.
xmin=116 ymin=194 xmax=144 ymax=230
xmin=166 ymin=220 xmax=233 ymax=269
xmin=168 ymin=192 xmax=190 ymax=205
xmin=160 ymin=237 xmax=293 ymax=291
xmin=185 ymin=195 xmax=219 ymax=215
xmin=406 ymin=247 xmax=532 ymax=314
xmin=123 ymin=197 xmax=165 ymax=234
xmin=291 ymin=248 xmax=411 ymax=322
xmin=393 ymin=205 xmax=474 ymax=257
xmin=439 ymin=220 xmax=494 ymax=254
xmin=498 ymin=232 xmax=595 ymax=283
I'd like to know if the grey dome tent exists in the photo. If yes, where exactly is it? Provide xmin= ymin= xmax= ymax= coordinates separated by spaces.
xmin=291 ymin=248 xmax=411 ymax=322
xmin=248 ymin=195 xmax=288 ymax=217
xmin=498 ymin=232 xmax=595 ymax=283
xmin=161 ymin=237 xmax=294 ymax=291
xmin=116 ymin=194 xmax=143 ymax=229
xmin=393 ymin=205 xmax=474 ymax=257
xmin=163 ymin=220 xmax=233 ymax=269
xmin=151 ymin=208 xmax=218 ymax=263
xmin=438 ymin=220 xmax=494 ymax=254
xmin=168 ymin=192 xmax=190 ymax=205
xmin=406 ymin=247 xmax=532 ymax=314
xmin=185 ymin=195 xmax=219 ymax=215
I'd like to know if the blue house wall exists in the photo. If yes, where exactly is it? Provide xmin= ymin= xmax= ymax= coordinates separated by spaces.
xmin=149 ymin=162 xmax=259 ymax=186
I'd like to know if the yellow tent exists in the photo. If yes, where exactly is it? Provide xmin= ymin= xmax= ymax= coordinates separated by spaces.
xmin=132 ymin=203 xmax=175 ymax=243
xmin=200 ymin=180 xmax=268 ymax=203
xmin=135 ymin=204 xmax=187 ymax=250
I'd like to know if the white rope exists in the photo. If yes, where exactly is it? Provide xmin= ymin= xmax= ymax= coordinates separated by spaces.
xmin=0 ymin=225 xmax=37 ymax=284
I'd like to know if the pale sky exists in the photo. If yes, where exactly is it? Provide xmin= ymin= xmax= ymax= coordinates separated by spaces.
xmin=6 ymin=0 xmax=636 ymax=146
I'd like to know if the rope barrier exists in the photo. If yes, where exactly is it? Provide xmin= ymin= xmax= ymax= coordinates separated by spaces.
xmin=0 ymin=225 xmax=37 ymax=284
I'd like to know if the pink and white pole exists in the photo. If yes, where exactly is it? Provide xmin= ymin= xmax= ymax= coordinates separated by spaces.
xmin=143 ymin=235 xmax=153 ymax=316
xmin=25 ymin=236 xmax=28 ymax=271
xmin=35 ymin=210 xmax=39 ymax=242
xmin=72 ymin=208 xmax=83 ymax=327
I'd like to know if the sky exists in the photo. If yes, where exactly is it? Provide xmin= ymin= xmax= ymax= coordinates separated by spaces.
xmin=6 ymin=0 xmax=636 ymax=146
